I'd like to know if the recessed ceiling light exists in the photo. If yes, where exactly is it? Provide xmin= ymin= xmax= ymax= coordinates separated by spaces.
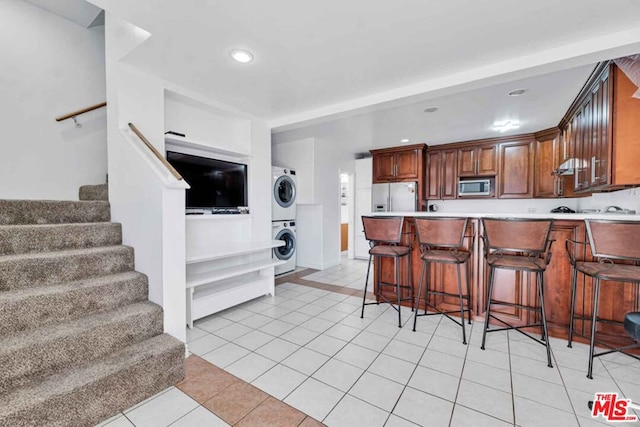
xmin=508 ymin=89 xmax=526 ymax=96
xmin=492 ymin=120 xmax=521 ymax=132
xmin=424 ymin=107 xmax=438 ymax=113
xmin=231 ymin=49 xmax=254 ymax=63
xmin=400 ymin=139 xmax=409 ymax=143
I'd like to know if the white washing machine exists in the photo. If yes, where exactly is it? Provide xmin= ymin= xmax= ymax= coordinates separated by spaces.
xmin=273 ymin=220 xmax=296 ymax=275
xmin=272 ymin=166 xmax=297 ymax=221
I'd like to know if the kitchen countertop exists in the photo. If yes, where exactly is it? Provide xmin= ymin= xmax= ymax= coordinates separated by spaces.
xmin=369 ymin=211 xmax=640 ymax=220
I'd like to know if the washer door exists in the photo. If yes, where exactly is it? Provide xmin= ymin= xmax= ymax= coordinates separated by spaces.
xmin=274 ymin=175 xmax=296 ymax=208
xmin=274 ymin=229 xmax=296 ymax=260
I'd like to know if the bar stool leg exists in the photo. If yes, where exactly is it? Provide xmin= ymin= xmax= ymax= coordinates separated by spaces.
xmin=481 ymin=266 xmax=496 ymax=350
xmin=568 ymin=268 xmax=578 ymax=348
xmin=395 ymin=257 xmax=402 ymax=328
xmin=537 ymin=272 xmax=553 ymax=368
xmin=409 ymin=251 xmax=414 ymax=312
xmin=457 ymin=263 xmax=467 ymax=344
xmin=587 ymin=278 xmax=601 ymax=379
xmin=424 ymin=262 xmax=430 ymax=315
xmin=465 ymin=261 xmax=472 ymax=325
xmin=361 ymin=254 xmax=373 ymax=319
xmin=413 ymin=260 xmax=426 ymax=332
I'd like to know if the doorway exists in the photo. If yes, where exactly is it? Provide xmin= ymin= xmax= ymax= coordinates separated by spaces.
xmin=340 ymin=172 xmax=355 ymax=259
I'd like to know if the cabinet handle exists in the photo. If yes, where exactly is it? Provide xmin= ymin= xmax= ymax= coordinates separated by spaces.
xmin=591 ymin=157 xmax=596 ymax=183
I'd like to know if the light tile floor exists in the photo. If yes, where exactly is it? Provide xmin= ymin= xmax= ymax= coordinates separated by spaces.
xmin=99 ymin=255 xmax=640 ymax=426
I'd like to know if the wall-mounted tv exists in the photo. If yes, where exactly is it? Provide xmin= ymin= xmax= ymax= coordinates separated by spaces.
xmin=166 ymin=151 xmax=248 ymax=209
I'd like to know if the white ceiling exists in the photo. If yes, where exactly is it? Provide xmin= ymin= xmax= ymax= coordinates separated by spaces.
xmin=24 ymin=0 xmax=102 ymax=27
xmin=86 ymin=0 xmax=640 ymax=148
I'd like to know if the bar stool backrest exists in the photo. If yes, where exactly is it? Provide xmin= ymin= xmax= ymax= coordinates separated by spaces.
xmin=414 ymin=217 xmax=468 ymax=248
xmin=362 ymin=216 xmax=404 ymax=245
xmin=586 ymin=220 xmax=640 ymax=261
xmin=482 ymin=218 xmax=553 ymax=255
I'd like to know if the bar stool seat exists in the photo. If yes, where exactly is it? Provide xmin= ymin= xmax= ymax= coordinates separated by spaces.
xmin=624 ymin=312 xmax=640 ymax=342
xmin=361 ymin=216 xmax=414 ymax=328
xmin=421 ymin=250 xmax=470 ymax=264
xmin=574 ymin=262 xmax=640 ymax=282
xmin=369 ymin=245 xmax=411 ymax=256
xmin=486 ymin=254 xmax=547 ymax=271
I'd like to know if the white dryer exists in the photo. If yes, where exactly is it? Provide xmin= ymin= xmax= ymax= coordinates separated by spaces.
xmin=273 ymin=220 xmax=296 ymax=275
xmin=272 ymin=166 xmax=297 ymax=221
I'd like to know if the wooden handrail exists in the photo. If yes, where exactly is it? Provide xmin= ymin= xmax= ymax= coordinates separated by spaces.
xmin=128 ymin=123 xmax=183 ymax=181
xmin=55 ymin=102 xmax=107 ymax=122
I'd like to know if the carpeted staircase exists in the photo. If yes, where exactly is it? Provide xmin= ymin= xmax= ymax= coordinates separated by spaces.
xmin=0 ymin=184 xmax=185 ymax=427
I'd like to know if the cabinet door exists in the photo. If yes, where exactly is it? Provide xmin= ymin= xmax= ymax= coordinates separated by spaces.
xmin=534 ymin=137 xmax=559 ymax=198
xmin=441 ymin=149 xmax=458 ymax=199
xmin=372 ymin=152 xmax=396 ymax=183
xmin=457 ymin=146 xmax=477 ymax=177
xmin=426 ymin=150 xmax=442 ymax=199
xmin=593 ymin=72 xmax=611 ymax=186
xmin=477 ymin=144 xmax=499 ymax=176
xmin=498 ymin=140 xmax=533 ymax=198
xmin=572 ymin=111 xmax=584 ymax=192
xmin=395 ymin=149 xmax=420 ymax=180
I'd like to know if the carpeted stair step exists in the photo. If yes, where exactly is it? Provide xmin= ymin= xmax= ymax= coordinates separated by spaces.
xmin=79 ymin=184 xmax=108 ymax=201
xmin=0 ymin=222 xmax=122 ymax=255
xmin=0 ymin=301 xmax=163 ymax=394
xmin=0 ymin=333 xmax=184 ymax=427
xmin=0 ymin=245 xmax=134 ymax=291
xmin=0 ymin=272 xmax=148 ymax=338
xmin=0 ymin=200 xmax=110 ymax=225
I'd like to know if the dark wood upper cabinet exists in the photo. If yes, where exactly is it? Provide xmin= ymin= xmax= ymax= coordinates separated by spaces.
xmin=559 ymin=62 xmax=640 ymax=193
xmin=498 ymin=139 xmax=534 ymax=198
xmin=371 ymin=144 xmax=425 ymax=183
xmin=458 ymin=143 xmax=498 ymax=177
xmin=426 ymin=148 xmax=457 ymax=200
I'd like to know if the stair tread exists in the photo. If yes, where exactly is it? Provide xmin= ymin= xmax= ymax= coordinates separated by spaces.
xmin=0 ymin=199 xmax=111 ymax=225
xmin=0 ymin=244 xmax=132 ymax=262
xmin=0 ymin=221 xmax=118 ymax=229
xmin=0 ymin=333 xmax=184 ymax=419
xmin=0 ymin=301 xmax=160 ymax=352
xmin=0 ymin=271 xmax=145 ymax=303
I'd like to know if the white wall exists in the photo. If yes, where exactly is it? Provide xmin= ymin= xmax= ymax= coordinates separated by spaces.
xmin=0 ymin=0 xmax=106 ymax=200
xmin=105 ymin=13 xmax=186 ymax=342
xmin=272 ymin=138 xmax=315 ymax=204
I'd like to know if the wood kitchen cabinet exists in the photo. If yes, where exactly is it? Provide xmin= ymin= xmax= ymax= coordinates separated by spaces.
xmin=458 ymin=143 xmax=498 ymax=177
xmin=371 ymin=144 xmax=425 ymax=183
xmin=533 ymin=128 xmax=578 ymax=198
xmin=371 ymin=144 xmax=427 ymax=209
xmin=497 ymin=138 xmax=534 ymax=198
xmin=561 ymin=62 xmax=640 ymax=193
xmin=426 ymin=148 xmax=457 ymax=200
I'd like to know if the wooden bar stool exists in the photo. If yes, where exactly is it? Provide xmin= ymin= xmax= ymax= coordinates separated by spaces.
xmin=566 ymin=219 xmax=640 ymax=379
xmin=361 ymin=216 xmax=414 ymax=327
xmin=412 ymin=217 xmax=473 ymax=344
xmin=481 ymin=218 xmax=555 ymax=367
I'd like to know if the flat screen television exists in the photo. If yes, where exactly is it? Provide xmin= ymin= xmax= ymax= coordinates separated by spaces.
xmin=166 ymin=151 xmax=248 ymax=209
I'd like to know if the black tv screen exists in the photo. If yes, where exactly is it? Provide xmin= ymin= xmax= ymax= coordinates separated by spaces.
xmin=166 ymin=151 xmax=248 ymax=209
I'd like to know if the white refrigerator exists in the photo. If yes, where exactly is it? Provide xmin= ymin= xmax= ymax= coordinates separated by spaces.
xmin=371 ymin=182 xmax=418 ymax=212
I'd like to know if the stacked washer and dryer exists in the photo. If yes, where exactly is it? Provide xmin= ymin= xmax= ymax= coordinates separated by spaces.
xmin=272 ymin=167 xmax=297 ymax=275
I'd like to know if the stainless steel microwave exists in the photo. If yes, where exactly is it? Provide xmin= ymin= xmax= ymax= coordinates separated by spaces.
xmin=458 ymin=178 xmax=492 ymax=196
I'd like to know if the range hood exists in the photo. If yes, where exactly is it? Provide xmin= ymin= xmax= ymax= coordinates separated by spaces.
xmin=552 ymin=158 xmax=587 ymax=176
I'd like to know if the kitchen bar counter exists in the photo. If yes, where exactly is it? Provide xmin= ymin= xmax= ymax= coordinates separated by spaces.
xmin=369 ymin=213 xmax=639 ymax=348
xmin=370 ymin=211 xmax=640 ymax=220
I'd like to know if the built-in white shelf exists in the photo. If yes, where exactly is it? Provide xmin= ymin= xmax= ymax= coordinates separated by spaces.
xmin=187 ymin=240 xmax=284 ymax=264
xmin=185 ymin=239 xmax=284 ymax=328
xmin=186 ymin=258 xmax=285 ymax=288
xmin=165 ymin=135 xmax=251 ymax=158
xmin=185 ymin=214 xmax=253 ymax=221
